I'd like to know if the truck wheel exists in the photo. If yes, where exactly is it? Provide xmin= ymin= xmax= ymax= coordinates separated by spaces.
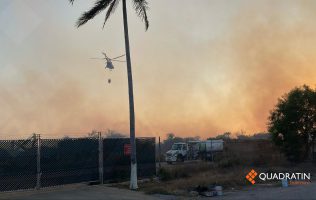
xmin=177 ymin=155 xmax=184 ymax=162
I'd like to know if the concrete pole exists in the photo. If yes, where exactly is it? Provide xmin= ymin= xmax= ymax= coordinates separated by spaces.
xmin=98 ymin=132 xmax=104 ymax=184
xmin=122 ymin=0 xmax=138 ymax=189
xmin=158 ymin=136 xmax=161 ymax=169
xmin=36 ymin=134 xmax=41 ymax=190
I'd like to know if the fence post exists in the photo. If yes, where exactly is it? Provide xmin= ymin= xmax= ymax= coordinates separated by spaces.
xmin=158 ymin=136 xmax=161 ymax=170
xmin=36 ymin=134 xmax=41 ymax=190
xmin=98 ymin=132 xmax=104 ymax=184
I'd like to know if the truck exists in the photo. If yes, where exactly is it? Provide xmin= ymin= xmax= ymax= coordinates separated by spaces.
xmin=165 ymin=139 xmax=224 ymax=164
xmin=198 ymin=140 xmax=224 ymax=161
xmin=165 ymin=142 xmax=187 ymax=164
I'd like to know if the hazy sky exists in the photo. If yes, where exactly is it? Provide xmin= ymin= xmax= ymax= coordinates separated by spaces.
xmin=1 ymin=0 xmax=316 ymax=139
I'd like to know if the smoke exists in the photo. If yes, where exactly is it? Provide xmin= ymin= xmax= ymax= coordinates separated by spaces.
xmin=1 ymin=0 xmax=316 ymax=139
xmin=208 ymin=0 xmax=316 ymax=134
xmin=132 ymin=0 xmax=316 ymax=138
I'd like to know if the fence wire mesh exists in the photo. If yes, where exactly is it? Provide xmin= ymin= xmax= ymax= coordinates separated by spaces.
xmin=0 ymin=136 xmax=156 ymax=191
xmin=0 ymin=138 xmax=37 ymax=191
xmin=103 ymin=138 xmax=156 ymax=181
xmin=41 ymin=138 xmax=99 ymax=187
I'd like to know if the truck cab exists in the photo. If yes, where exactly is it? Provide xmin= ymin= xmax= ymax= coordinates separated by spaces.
xmin=165 ymin=143 xmax=187 ymax=164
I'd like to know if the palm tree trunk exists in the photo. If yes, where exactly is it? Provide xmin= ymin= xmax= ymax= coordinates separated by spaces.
xmin=122 ymin=0 xmax=138 ymax=190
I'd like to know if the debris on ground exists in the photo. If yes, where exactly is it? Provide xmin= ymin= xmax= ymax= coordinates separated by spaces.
xmin=192 ymin=185 xmax=223 ymax=197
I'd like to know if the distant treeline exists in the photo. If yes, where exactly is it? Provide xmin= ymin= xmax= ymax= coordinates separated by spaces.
xmin=157 ymin=132 xmax=270 ymax=155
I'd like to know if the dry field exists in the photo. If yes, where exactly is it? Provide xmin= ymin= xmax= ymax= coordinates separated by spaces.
xmin=120 ymin=140 xmax=316 ymax=197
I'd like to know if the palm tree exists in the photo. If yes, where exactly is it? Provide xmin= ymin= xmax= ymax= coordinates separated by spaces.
xmin=68 ymin=0 xmax=149 ymax=189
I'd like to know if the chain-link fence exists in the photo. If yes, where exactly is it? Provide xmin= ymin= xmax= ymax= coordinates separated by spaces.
xmin=41 ymin=138 xmax=99 ymax=187
xmin=103 ymin=138 xmax=156 ymax=181
xmin=0 ymin=135 xmax=156 ymax=191
xmin=0 ymin=137 xmax=37 ymax=191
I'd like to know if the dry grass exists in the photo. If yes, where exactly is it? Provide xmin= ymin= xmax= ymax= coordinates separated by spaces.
xmin=141 ymin=164 xmax=251 ymax=195
xmin=140 ymin=162 xmax=316 ymax=195
xmin=115 ymin=140 xmax=316 ymax=196
xmin=223 ymin=140 xmax=288 ymax=166
xmin=141 ymin=140 xmax=315 ymax=195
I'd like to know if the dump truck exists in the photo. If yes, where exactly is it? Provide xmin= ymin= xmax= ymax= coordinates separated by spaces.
xmin=165 ymin=139 xmax=224 ymax=164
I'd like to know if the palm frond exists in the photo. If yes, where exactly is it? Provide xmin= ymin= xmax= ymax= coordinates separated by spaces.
xmin=69 ymin=0 xmax=150 ymax=30
xmin=133 ymin=0 xmax=149 ymax=30
xmin=76 ymin=0 xmax=113 ymax=27
xmin=103 ymin=0 xmax=120 ymax=28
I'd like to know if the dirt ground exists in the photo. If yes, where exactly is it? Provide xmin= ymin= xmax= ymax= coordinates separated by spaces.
xmin=0 ymin=182 xmax=315 ymax=200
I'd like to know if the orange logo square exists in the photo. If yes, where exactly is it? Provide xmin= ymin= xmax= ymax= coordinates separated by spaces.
xmin=246 ymin=169 xmax=257 ymax=184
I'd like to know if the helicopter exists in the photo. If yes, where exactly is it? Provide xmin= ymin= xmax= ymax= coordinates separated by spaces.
xmin=91 ymin=52 xmax=125 ymax=84
xmin=90 ymin=52 xmax=125 ymax=70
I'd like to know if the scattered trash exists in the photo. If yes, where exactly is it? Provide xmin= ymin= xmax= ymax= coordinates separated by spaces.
xmin=282 ymin=179 xmax=288 ymax=187
xmin=189 ymin=191 xmax=199 ymax=196
xmin=215 ymin=185 xmax=223 ymax=196
xmin=201 ymin=191 xmax=217 ymax=197
xmin=193 ymin=185 xmax=223 ymax=197
xmin=88 ymin=181 xmax=100 ymax=185
xmin=195 ymin=185 xmax=208 ymax=193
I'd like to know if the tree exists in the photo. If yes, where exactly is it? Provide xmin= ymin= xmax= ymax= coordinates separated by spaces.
xmin=68 ymin=0 xmax=149 ymax=189
xmin=214 ymin=132 xmax=231 ymax=140
xmin=268 ymin=85 xmax=316 ymax=162
xmin=251 ymin=132 xmax=270 ymax=140
xmin=105 ymin=129 xmax=127 ymax=138
xmin=87 ymin=129 xmax=98 ymax=138
xmin=166 ymin=133 xmax=175 ymax=140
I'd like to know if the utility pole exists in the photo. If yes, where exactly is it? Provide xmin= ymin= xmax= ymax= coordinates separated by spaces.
xmin=122 ymin=0 xmax=138 ymax=189
xmin=36 ymin=134 xmax=41 ymax=190
xmin=98 ymin=132 xmax=104 ymax=184
xmin=158 ymin=136 xmax=161 ymax=169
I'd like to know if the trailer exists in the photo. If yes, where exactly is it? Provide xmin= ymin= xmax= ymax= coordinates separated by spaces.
xmin=165 ymin=139 xmax=224 ymax=164
xmin=199 ymin=139 xmax=224 ymax=161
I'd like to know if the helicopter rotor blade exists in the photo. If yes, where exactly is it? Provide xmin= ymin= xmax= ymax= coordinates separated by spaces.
xmin=102 ymin=52 xmax=108 ymax=58
xmin=111 ymin=59 xmax=126 ymax=62
xmin=90 ymin=58 xmax=106 ymax=60
xmin=111 ymin=54 xmax=125 ymax=60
